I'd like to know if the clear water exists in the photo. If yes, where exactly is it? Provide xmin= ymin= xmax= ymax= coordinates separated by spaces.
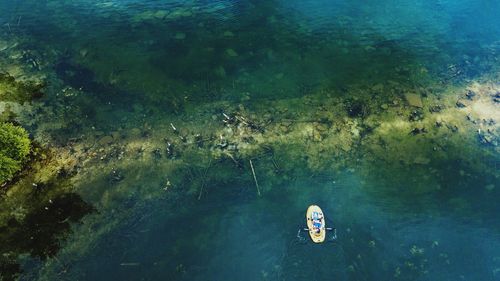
xmin=0 ymin=0 xmax=499 ymax=280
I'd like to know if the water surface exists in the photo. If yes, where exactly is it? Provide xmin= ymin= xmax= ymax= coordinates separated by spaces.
xmin=0 ymin=0 xmax=499 ymax=280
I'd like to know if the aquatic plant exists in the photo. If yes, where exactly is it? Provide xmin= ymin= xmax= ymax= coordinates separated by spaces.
xmin=0 ymin=122 xmax=31 ymax=184
xmin=0 ymin=2 xmax=499 ymax=279
xmin=0 ymin=72 xmax=44 ymax=103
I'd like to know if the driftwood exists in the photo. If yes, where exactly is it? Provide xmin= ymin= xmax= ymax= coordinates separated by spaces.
xmin=249 ymin=159 xmax=261 ymax=197
xmin=197 ymin=159 xmax=212 ymax=200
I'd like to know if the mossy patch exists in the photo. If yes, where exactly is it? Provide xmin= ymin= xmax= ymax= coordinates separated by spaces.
xmin=0 ymin=122 xmax=31 ymax=185
xmin=0 ymin=72 xmax=44 ymax=103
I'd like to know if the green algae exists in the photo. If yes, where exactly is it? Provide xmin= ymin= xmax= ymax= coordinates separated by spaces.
xmin=0 ymin=73 xmax=44 ymax=103
xmin=0 ymin=63 xmax=46 ymax=185
xmin=0 ymin=34 xmax=94 ymax=281
xmin=0 ymin=1 xmax=498 ymax=279
xmin=0 ymin=123 xmax=31 ymax=185
xmin=70 ymin=75 xmax=498 ymax=200
xmin=0 ymin=140 xmax=95 ymax=280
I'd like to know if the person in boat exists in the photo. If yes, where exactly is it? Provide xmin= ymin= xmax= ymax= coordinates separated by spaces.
xmin=313 ymin=218 xmax=322 ymax=233
xmin=311 ymin=211 xmax=323 ymax=233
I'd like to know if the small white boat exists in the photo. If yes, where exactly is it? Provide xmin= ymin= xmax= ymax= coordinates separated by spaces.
xmin=306 ymin=205 xmax=326 ymax=243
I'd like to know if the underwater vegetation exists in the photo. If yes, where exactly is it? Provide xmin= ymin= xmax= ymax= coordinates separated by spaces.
xmin=0 ymin=33 xmax=96 ymax=281
xmin=0 ymin=116 xmax=94 ymax=280
xmin=0 ymin=0 xmax=498 ymax=280
xmin=29 ymin=73 xmax=495 ymax=281
xmin=0 ymin=69 xmax=44 ymax=185
xmin=0 ymin=73 xmax=44 ymax=104
xmin=0 ymin=122 xmax=30 ymax=185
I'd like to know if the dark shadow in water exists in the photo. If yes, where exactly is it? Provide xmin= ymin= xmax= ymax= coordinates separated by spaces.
xmin=0 ymin=192 xmax=94 ymax=281
xmin=54 ymin=59 xmax=137 ymax=107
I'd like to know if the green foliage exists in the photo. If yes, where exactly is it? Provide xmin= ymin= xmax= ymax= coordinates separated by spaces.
xmin=0 ymin=122 xmax=31 ymax=184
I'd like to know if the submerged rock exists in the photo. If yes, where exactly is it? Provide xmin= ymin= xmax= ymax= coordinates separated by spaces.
xmin=456 ymin=100 xmax=467 ymax=108
xmin=405 ymin=93 xmax=423 ymax=108
xmin=478 ymin=132 xmax=498 ymax=146
xmin=409 ymin=110 xmax=424 ymax=121
xmin=226 ymin=48 xmax=238 ymax=57
xmin=429 ymin=104 xmax=443 ymax=113
xmin=465 ymin=90 xmax=476 ymax=100
xmin=98 ymin=135 xmax=114 ymax=146
xmin=493 ymin=92 xmax=500 ymax=103
xmin=447 ymin=124 xmax=459 ymax=133
xmin=409 ymin=127 xmax=427 ymax=135
xmin=154 ymin=10 xmax=168 ymax=19
xmin=345 ymin=98 xmax=368 ymax=118
xmin=109 ymin=169 xmax=124 ymax=183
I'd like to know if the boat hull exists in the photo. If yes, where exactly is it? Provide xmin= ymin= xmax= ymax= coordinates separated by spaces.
xmin=306 ymin=205 xmax=326 ymax=243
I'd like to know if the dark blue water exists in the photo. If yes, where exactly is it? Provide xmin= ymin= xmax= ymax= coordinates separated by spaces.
xmin=26 ymin=172 xmax=500 ymax=281
xmin=0 ymin=0 xmax=499 ymax=280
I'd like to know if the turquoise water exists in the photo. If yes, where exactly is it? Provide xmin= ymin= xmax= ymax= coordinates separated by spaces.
xmin=1 ymin=0 xmax=499 ymax=280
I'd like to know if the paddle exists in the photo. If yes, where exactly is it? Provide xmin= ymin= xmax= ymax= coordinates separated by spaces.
xmin=303 ymin=227 xmax=335 ymax=231
xmin=297 ymin=227 xmax=337 ymax=242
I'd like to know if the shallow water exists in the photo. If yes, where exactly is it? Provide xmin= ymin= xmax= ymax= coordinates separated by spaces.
xmin=1 ymin=0 xmax=499 ymax=280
